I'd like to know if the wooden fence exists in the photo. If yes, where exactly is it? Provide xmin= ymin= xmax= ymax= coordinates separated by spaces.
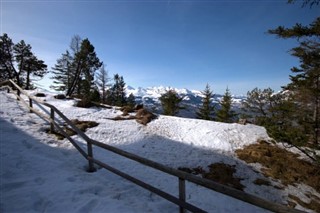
xmin=0 ymin=80 xmax=305 ymax=213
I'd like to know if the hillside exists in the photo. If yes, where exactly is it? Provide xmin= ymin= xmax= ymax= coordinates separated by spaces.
xmin=0 ymin=89 xmax=319 ymax=212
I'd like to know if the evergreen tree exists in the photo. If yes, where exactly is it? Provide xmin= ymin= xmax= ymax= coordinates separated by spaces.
xmin=95 ymin=64 xmax=111 ymax=103
xmin=159 ymin=89 xmax=183 ymax=116
xmin=216 ymin=88 xmax=236 ymax=123
xmin=24 ymin=55 xmax=47 ymax=89
xmin=243 ymin=88 xmax=309 ymax=147
xmin=0 ymin=33 xmax=47 ymax=88
xmin=13 ymin=40 xmax=32 ymax=87
xmin=109 ymin=74 xmax=127 ymax=106
xmin=62 ymin=38 xmax=102 ymax=98
xmin=269 ymin=16 xmax=320 ymax=146
xmin=0 ymin=33 xmax=15 ymax=82
xmin=51 ymin=36 xmax=81 ymax=93
xmin=127 ymin=93 xmax=136 ymax=108
xmin=196 ymin=84 xmax=215 ymax=120
xmin=50 ymin=51 xmax=73 ymax=91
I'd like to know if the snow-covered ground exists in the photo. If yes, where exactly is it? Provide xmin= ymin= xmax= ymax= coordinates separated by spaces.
xmin=0 ymin=89 xmax=316 ymax=212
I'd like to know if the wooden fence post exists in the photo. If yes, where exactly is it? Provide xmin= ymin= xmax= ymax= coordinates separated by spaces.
xmin=29 ymin=98 xmax=33 ymax=113
xmin=17 ymin=89 xmax=20 ymax=100
xmin=87 ymin=142 xmax=95 ymax=172
xmin=179 ymin=178 xmax=186 ymax=213
xmin=50 ymin=108 xmax=55 ymax=133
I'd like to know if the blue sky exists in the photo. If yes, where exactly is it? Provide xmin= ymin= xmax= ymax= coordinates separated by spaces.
xmin=1 ymin=0 xmax=318 ymax=94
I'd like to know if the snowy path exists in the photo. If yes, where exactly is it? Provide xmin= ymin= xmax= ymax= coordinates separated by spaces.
xmin=0 ymin=91 xmax=285 ymax=212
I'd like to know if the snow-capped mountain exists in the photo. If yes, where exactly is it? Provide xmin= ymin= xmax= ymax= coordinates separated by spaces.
xmin=126 ymin=86 xmax=246 ymax=118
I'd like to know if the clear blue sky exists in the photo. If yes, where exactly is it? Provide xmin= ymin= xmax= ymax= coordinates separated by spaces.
xmin=1 ymin=0 xmax=318 ymax=94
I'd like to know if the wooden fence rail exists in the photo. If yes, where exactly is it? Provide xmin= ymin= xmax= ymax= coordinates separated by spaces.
xmin=0 ymin=79 xmax=305 ymax=213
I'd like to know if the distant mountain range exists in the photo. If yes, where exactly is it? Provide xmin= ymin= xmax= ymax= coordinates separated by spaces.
xmin=126 ymin=86 xmax=246 ymax=118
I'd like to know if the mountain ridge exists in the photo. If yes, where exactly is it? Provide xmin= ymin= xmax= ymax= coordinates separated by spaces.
xmin=126 ymin=85 xmax=246 ymax=118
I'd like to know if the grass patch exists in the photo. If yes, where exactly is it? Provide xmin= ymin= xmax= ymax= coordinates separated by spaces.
xmin=235 ymin=141 xmax=320 ymax=192
xmin=203 ymin=163 xmax=245 ymax=191
xmin=47 ymin=119 xmax=99 ymax=140
xmin=179 ymin=163 xmax=244 ymax=191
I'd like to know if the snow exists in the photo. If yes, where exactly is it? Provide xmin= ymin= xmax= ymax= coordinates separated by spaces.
xmin=0 ymin=90 xmax=316 ymax=212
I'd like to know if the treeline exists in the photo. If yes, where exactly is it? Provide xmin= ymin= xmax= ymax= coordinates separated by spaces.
xmin=0 ymin=34 xmax=135 ymax=108
xmin=50 ymin=35 xmax=136 ymax=107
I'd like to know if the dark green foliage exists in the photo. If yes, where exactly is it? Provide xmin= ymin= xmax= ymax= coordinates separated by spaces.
xmin=50 ymin=51 xmax=73 ymax=91
xmin=269 ymin=16 xmax=320 ymax=146
xmin=127 ymin=93 xmax=136 ymax=108
xmin=196 ymin=84 xmax=215 ymax=120
xmin=51 ymin=36 xmax=102 ymax=107
xmin=0 ymin=33 xmax=15 ymax=82
xmin=90 ymin=88 xmax=101 ymax=103
xmin=108 ymin=74 xmax=127 ymax=107
xmin=216 ymin=87 xmax=236 ymax=123
xmin=159 ymin=90 xmax=183 ymax=116
xmin=0 ymin=33 xmax=48 ymax=88
xmin=66 ymin=38 xmax=102 ymax=97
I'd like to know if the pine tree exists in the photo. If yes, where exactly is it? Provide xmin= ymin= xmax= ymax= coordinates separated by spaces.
xmin=196 ymin=84 xmax=215 ymax=120
xmin=0 ymin=34 xmax=47 ymax=88
xmin=216 ymin=88 xmax=236 ymax=123
xmin=24 ymin=55 xmax=47 ymax=89
xmin=269 ymin=17 xmax=320 ymax=146
xmin=109 ymin=74 xmax=127 ymax=106
xmin=51 ymin=36 xmax=81 ymax=93
xmin=13 ymin=40 xmax=33 ymax=87
xmin=50 ymin=51 xmax=73 ymax=91
xmin=63 ymin=38 xmax=102 ymax=97
xmin=159 ymin=89 xmax=183 ymax=116
xmin=0 ymin=33 xmax=15 ymax=82
xmin=127 ymin=93 xmax=136 ymax=108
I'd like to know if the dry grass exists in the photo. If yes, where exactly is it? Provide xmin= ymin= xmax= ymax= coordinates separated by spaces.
xmin=235 ymin=141 xmax=320 ymax=192
xmin=109 ymin=108 xmax=157 ymax=125
xmin=203 ymin=163 xmax=245 ymax=191
xmin=236 ymin=141 xmax=320 ymax=211
xmin=179 ymin=163 xmax=244 ymax=191
xmin=47 ymin=119 xmax=99 ymax=140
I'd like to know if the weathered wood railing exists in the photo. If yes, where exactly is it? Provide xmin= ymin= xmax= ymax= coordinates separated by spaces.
xmin=0 ymin=79 xmax=305 ymax=213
